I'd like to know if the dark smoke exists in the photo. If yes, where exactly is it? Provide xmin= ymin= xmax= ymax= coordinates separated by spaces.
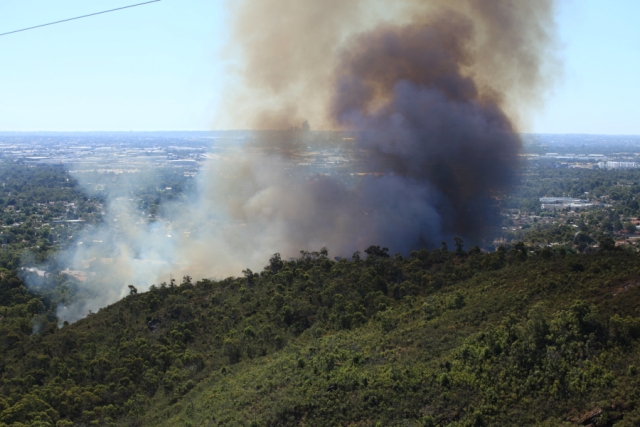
xmin=330 ymin=12 xmax=522 ymax=246
xmin=216 ymin=0 xmax=559 ymax=253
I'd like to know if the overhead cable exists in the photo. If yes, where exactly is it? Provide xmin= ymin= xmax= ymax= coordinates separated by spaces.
xmin=0 ymin=0 xmax=161 ymax=38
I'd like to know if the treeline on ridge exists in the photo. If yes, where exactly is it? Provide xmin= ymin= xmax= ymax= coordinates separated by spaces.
xmin=1 ymin=243 xmax=640 ymax=426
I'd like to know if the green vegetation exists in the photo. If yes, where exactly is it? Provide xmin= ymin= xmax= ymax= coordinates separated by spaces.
xmin=2 ymin=244 xmax=640 ymax=426
xmin=3 ymin=162 xmax=640 ymax=426
xmin=0 ymin=164 xmax=195 ymax=273
xmin=0 ymin=165 xmax=103 ymax=270
xmin=72 ymin=167 xmax=195 ymax=220
xmin=509 ymin=168 xmax=640 ymax=205
xmin=500 ymin=167 xmax=640 ymax=251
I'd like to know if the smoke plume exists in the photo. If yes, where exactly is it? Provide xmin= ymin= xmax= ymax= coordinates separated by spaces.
xmin=28 ymin=0 xmax=559 ymax=323
xmin=216 ymin=0 xmax=558 ymax=249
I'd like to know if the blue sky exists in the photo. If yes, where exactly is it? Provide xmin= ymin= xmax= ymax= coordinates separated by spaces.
xmin=0 ymin=0 xmax=228 ymax=131
xmin=534 ymin=0 xmax=640 ymax=135
xmin=0 ymin=0 xmax=638 ymax=134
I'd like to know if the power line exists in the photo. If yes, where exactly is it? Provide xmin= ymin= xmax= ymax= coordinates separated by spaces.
xmin=0 ymin=0 xmax=162 ymax=38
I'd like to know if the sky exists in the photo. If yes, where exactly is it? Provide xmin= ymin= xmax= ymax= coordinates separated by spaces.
xmin=0 ymin=0 xmax=638 ymax=134
xmin=533 ymin=0 xmax=640 ymax=135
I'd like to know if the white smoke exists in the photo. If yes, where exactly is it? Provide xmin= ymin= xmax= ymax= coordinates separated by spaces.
xmin=24 ymin=0 xmax=559 ymax=323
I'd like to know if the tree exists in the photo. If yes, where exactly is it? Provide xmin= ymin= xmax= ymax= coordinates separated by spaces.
xmin=242 ymin=269 xmax=255 ymax=286
xmin=269 ymin=253 xmax=283 ymax=274
xmin=624 ymin=222 xmax=637 ymax=234
xmin=454 ymin=237 xmax=464 ymax=255
xmin=598 ymin=236 xmax=618 ymax=251
xmin=365 ymin=246 xmax=389 ymax=258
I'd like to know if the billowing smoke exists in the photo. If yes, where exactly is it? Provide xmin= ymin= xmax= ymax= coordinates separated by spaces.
xmin=214 ymin=0 xmax=558 ymax=249
xmin=28 ymin=0 xmax=559 ymax=323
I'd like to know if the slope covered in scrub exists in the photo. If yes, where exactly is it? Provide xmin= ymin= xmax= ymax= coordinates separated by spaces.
xmin=2 ymin=245 xmax=640 ymax=426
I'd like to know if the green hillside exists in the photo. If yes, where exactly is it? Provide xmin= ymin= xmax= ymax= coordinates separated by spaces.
xmin=2 ymin=245 xmax=640 ymax=426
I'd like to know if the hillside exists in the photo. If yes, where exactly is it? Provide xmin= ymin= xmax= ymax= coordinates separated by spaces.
xmin=2 ymin=245 xmax=640 ymax=426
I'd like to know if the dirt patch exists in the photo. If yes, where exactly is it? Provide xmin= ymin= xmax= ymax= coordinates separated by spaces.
xmin=577 ymin=408 xmax=602 ymax=426
xmin=612 ymin=279 xmax=640 ymax=297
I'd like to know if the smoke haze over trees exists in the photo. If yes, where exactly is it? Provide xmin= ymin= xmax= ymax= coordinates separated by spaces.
xmin=23 ymin=0 xmax=560 ymax=322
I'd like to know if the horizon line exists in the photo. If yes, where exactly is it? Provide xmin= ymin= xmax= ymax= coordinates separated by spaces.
xmin=1 ymin=130 xmax=640 ymax=137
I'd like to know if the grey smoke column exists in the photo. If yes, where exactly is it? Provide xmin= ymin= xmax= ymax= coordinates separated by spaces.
xmin=220 ymin=0 xmax=559 ymax=253
xmin=329 ymin=13 xmax=523 ymax=248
